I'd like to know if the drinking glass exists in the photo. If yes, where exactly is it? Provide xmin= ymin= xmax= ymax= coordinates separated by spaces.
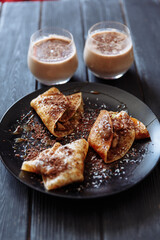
xmin=28 ymin=27 xmax=78 ymax=85
xmin=83 ymin=21 xmax=134 ymax=79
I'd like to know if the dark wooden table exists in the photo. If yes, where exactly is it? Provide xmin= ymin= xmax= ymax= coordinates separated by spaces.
xmin=0 ymin=0 xmax=160 ymax=239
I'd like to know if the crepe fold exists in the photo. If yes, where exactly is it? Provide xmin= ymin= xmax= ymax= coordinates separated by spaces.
xmin=109 ymin=112 xmax=150 ymax=140
xmin=30 ymin=87 xmax=83 ymax=137
xmin=107 ymin=111 xmax=135 ymax=163
xmin=130 ymin=117 xmax=150 ymax=140
xmin=89 ymin=110 xmax=150 ymax=163
xmin=88 ymin=110 xmax=113 ymax=163
xmin=88 ymin=110 xmax=137 ymax=163
xmin=21 ymin=139 xmax=89 ymax=190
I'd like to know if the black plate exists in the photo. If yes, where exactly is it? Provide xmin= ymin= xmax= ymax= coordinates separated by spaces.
xmin=0 ymin=82 xmax=160 ymax=199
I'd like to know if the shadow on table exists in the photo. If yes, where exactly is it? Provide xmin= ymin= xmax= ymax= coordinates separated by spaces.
xmin=88 ymin=66 xmax=143 ymax=100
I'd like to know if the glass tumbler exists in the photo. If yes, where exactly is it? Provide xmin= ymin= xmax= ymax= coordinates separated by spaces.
xmin=28 ymin=27 xmax=78 ymax=85
xmin=83 ymin=21 xmax=134 ymax=79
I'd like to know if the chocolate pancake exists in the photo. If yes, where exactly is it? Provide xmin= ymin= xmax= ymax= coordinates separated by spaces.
xmin=130 ymin=117 xmax=150 ymax=140
xmin=59 ymin=92 xmax=83 ymax=122
xmin=109 ymin=111 xmax=150 ymax=140
xmin=21 ymin=139 xmax=89 ymax=190
xmin=30 ymin=87 xmax=83 ymax=137
xmin=107 ymin=111 xmax=135 ymax=163
xmin=88 ymin=110 xmax=113 ymax=162
xmin=21 ymin=142 xmax=61 ymax=174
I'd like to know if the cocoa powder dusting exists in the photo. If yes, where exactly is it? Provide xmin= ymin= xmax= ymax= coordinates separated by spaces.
xmin=34 ymin=37 xmax=72 ymax=62
xmin=92 ymin=31 xmax=128 ymax=55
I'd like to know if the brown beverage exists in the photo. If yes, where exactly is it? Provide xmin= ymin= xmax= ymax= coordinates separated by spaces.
xmin=84 ymin=29 xmax=134 ymax=79
xmin=28 ymin=35 xmax=78 ymax=85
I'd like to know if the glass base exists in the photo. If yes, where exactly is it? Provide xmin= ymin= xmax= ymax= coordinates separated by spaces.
xmin=36 ymin=78 xmax=70 ymax=86
xmin=91 ymin=71 xmax=126 ymax=80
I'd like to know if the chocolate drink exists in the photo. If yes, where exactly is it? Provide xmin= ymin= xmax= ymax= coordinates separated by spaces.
xmin=28 ymin=35 xmax=78 ymax=85
xmin=84 ymin=30 xmax=134 ymax=79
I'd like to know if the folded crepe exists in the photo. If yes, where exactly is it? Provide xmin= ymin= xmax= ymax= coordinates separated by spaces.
xmin=130 ymin=117 xmax=150 ymax=140
xmin=21 ymin=139 xmax=89 ymax=190
xmin=88 ymin=110 xmax=113 ymax=163
xmin=109 ymin=111 xmax=150 ymax=140
xmin=107 ymin=111 xmax=135 ymax=163
xmin=59 ymin=92 xmax=83 ymax=122
xmin=30 ymin=87 xmax=83 ymax=137
xmin=88 ymin=110 xmax=136 ymax=163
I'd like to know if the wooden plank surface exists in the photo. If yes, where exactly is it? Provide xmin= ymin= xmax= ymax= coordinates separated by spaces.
xmin=0 ymin=0 xmax=160 ymax=240
xmin=0 ymin=2 xmax=40 ymax=119
xmin=122 ymin=0 xmax=160 ymax=120
xmin=0 ymin=2 xmax=40 ymax=240
xmin=31 ymin=192 xmax=102 ymax=240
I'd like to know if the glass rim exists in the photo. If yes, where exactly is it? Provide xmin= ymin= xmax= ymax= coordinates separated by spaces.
xmin=88 ymin=21 xmax=131 ymax=43
xmin=30 ymin=27 xmax=74 ymax=47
